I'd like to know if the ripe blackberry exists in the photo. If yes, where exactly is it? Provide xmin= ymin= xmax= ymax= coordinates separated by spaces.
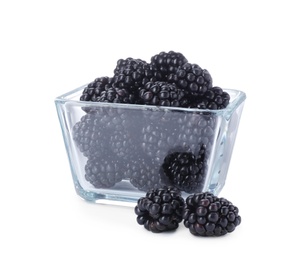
xmin=162 ymin=145 xmax=207 ymax=193
xmin=135 ymin=186 xmax=185 ymax=233
xmin=183 ymin=192 xmax=241 ymax=236
xmin=150 ymin=51 xmax=188 ymax=81
xmin=72 ymin=112 xmax=110 ymax=158
xmin=112 ymin=58 xmax=160 ymax=96
xmin=80 ymin=77 xmax=113 ymax=102
xmin=85 ymin=156 xmax=124 ymax=188
xmin=168 ymin=62 xmax=212 ymax=98
xmin=128 ymin=154 xmax=168 ymax=191
xmin=114 ymin=57 xmax=147 ymax=75
xmin=96 ymin=86 xmax=137 ymax=104
xmin=190 ymin=86 xmax=230 ymax=110
xmin=174 ymin=112 xmax=217 ymax=156
xmin=72 ymin=108 xmax=134 ymax=159
xmin=141 ymin=114 xmax=178 ymax=163
xmin=139 ymin=81 xmax=189 ymax=107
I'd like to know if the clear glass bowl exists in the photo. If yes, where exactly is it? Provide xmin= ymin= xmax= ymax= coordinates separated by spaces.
xmin=55 ymin=85 xmax=246 ymax=206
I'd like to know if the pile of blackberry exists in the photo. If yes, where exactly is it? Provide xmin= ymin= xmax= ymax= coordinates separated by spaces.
xmin=73 ymin=51 xmax=231 ymax=191
xmin=79 ymin=51 xmax=230 ymax=109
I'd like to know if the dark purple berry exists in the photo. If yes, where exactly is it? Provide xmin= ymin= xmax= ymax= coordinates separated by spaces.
xmin=112 ymin=58 xmax=160 ymax=96
xmin=127 ymin=155 xmax=168 ymax=191
xmin=190 ymin=86 xmax=230 ymax=110
xmin=183 ymin=192 xmax=241 ymax=236
xmin=168 ymin=62 xmax=213 ymax=98
xmin=139 ymin=81 xmax=189 ymax=107
xmin=97 ymin=86 xmax=137 ymax=104
xmin=162 ymin=145 xmax=207 ymax=193
xmin=135 ymin=187 xmax=185 ymax=233
xmin=80 ymin=77 xmax=113 ymax=102
xmin=85 ymin=156 xmax=124 ymax=188
xmin=150 ymin=51 xmax=188 ymax=81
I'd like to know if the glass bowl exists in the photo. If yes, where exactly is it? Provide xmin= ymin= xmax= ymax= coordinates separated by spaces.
xmin=55 ymin=85 xmax=246 ymax=206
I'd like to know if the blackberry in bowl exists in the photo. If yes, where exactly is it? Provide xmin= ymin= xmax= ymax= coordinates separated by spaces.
xmin=55 ymin=51 xmax=246 ymax=205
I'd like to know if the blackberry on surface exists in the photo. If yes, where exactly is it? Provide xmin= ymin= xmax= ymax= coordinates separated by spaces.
xmin=168 ymin=62 xmax=213 ymax=98
xmin=80 ymin=77 xmax=113 ymax=102
xmin=85 ymin=156 xmax=124 ymax=188
xmin=162 ymin=145 xmax=207 ymax=193
xmin=135 ymin=187 xmax=185 ymax=233
xmin=139 ymin=81 xmax=189 ymax=107
xmin=183 ymin=192 xmax=241 ymax=236
xmin=150 ymin=51 xmax=188 ymax=81
xmin=190 ymin=86 xmax=230 ymax=110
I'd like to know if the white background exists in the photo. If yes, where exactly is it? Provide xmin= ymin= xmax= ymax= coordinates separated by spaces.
xmin=1 ymin=0 xmax=297 ymax=259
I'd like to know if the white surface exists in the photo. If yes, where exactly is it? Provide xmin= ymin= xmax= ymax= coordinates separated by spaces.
xmin=1 ymin=0 xmax=297 ymax=259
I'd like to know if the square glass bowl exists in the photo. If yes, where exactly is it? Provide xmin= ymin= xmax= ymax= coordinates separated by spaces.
xmin=55 ymin=85 xmax=246 ymax=206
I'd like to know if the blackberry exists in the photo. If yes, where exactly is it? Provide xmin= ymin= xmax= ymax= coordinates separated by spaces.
xmin=112 ymin=58 xmax=160 ymax=96
xmin=72 ymin=108 xmax=134 ymax=159
xmin=141 ymin=114 xmax=178 ymax=163
xmin=174 ymin=112 xmax=217 ymax=156
xmin=114 ymin=57 xmax=147 ymax=75
xmin=135 ymin=187 xmax=185 ymax=233
xmin=128 ymin=154 xmax=168 ymax=191
xmin=162 ymin=145 xmax=207 ymax=193
xmin=80 ymin=77 xmax=113 ymax=102
xmin=85 ymin=156 xmax=124 ymax=188
xmin=96 ymin=86 xmax=137 ymax=104
xmin=183 ymin=192 xmax=241 ymax=236
xmin=140 ymin=108 xmax=216 ymax=164
xmin=72 ymin=111 xmax=110 ymax=158
xmin=190 ymin=86 xmax=230 ymax=110
xmin=139 ymin=81 xmax=189 ymax=107
xmin=150 ymin=51 xmax=188 ymax=81
xmin=168 ymin=62 xmax=212 ymax=98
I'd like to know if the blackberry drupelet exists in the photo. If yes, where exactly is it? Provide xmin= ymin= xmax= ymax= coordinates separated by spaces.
xmin=190 ymin=86 xmax=230 ymax=110
xmin=183 ymin=192 xmax=241 ymax=236
xmin=135 ymin=187 xmax=185 ymax=233
xmin=168 ymin=62 xmax=213 ymax=98
xmin=112 ymin=58 xmax=160 ymax=97
xmin=139 ymin=81 xmax=189 ymax=107
xmin=80 ymin=77 xmax=113 ymax=102
xmin=85 ymin=156 xmax=124 ymax=188
xmin=150 ymin=51 xmax=188 ymax=81
xmin=162 ymin=145 xmax=207 ymax=193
